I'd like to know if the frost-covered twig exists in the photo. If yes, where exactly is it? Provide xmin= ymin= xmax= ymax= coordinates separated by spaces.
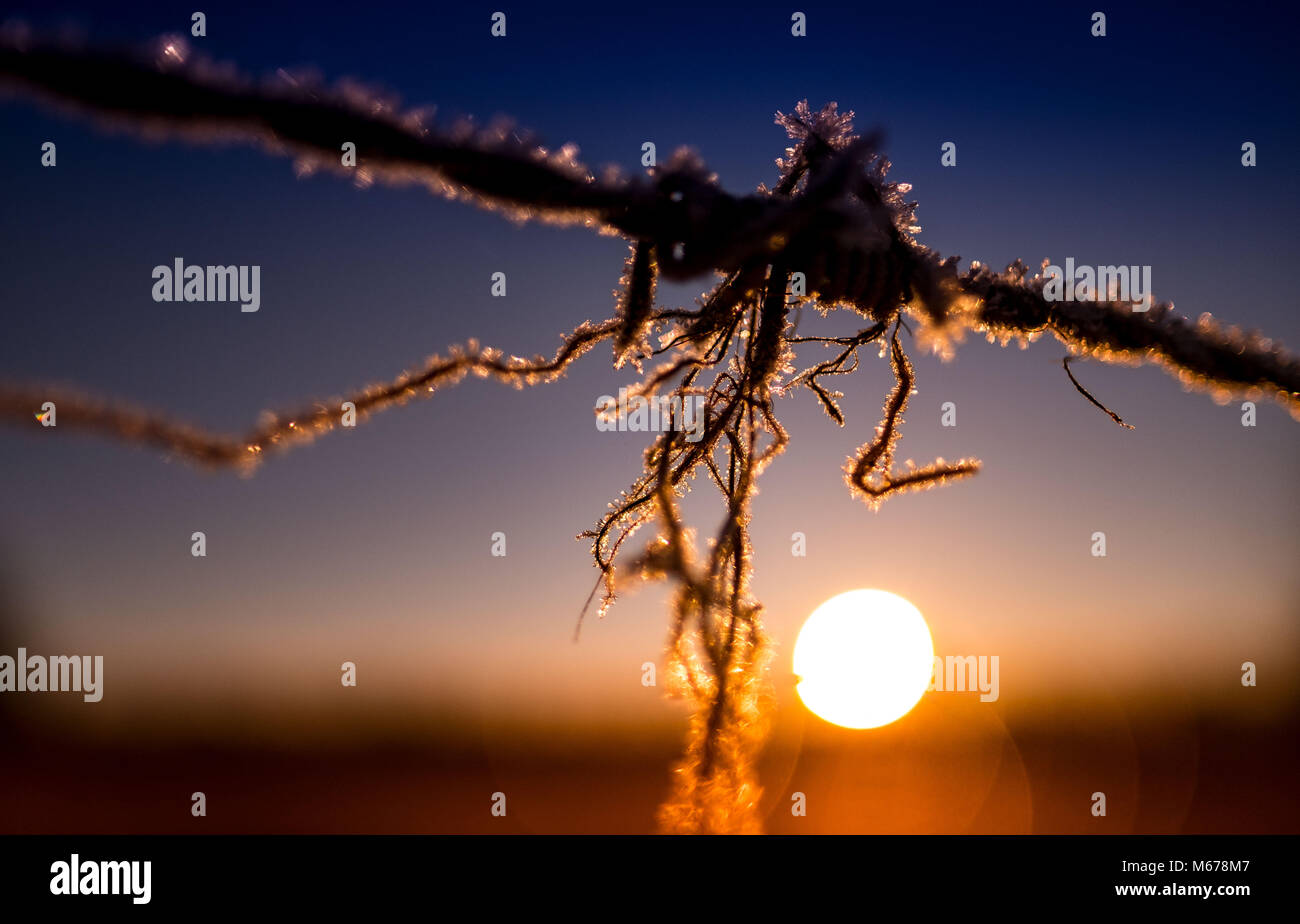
xmin=954 ymin=260 xmax=1300 ymax=416
xmin=0 ymin=319 xmax=624 ymax=470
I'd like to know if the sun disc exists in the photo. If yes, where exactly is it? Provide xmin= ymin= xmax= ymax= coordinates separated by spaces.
xmin=793 ymin=589 xmax=934 ymax=729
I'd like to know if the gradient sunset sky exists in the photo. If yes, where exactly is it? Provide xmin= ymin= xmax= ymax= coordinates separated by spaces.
xmin=1 ymin=0 xmax=1296 ymax=753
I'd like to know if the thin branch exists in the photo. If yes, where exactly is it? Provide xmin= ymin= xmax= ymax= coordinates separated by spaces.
xmin=1062 ymin=356 xmax=1136 ymax=430
xmin=1 ymin=318 xmax=622 ymax=469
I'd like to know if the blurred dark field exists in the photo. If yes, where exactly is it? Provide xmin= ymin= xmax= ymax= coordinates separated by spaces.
xmin=4 ymin=700 xmax=1294 ymax=834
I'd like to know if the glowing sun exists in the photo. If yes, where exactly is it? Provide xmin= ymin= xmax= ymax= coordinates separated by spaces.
xmin=793 ymin=589 xmax=934 ymax=729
